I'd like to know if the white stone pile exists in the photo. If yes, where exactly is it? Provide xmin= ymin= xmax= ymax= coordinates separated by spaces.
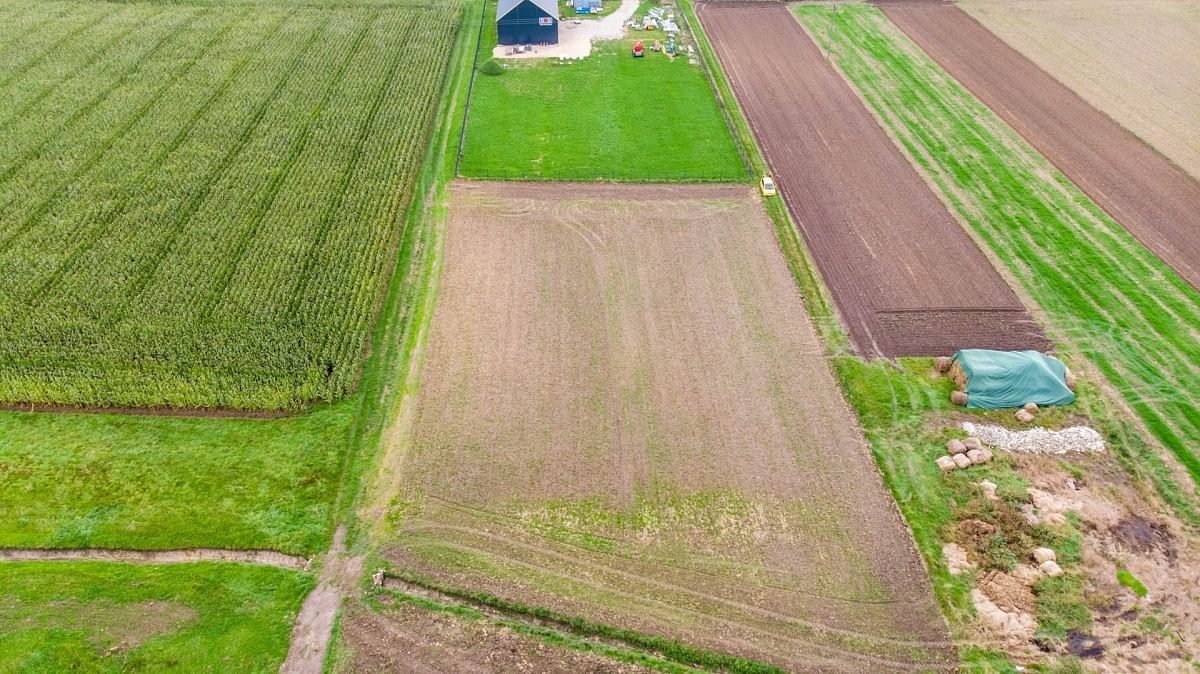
xmin=961 ymin=421 xmax=1105 ymax=454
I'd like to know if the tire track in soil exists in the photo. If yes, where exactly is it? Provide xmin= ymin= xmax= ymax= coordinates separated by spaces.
xmin=281 ymin=526 xmax=364 ymax=674
xmin=695 ymin=1 xmax=1047 ymax=358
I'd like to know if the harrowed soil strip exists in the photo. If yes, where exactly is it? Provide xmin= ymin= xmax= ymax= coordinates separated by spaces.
xmin=879 ymin=2 xmax=1200 ymax=292
xmin=696 ymin=2 xmax=1046 ymax=359
xmin=387 ymin=181 xmax=955 ymax=672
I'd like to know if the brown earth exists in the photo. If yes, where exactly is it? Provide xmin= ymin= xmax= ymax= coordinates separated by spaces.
xmin=696 ymin=1 xmax=1046 ymax=359
xmin=382 ymin=181 xmax=954 ymax=672
xmin=338 ymin=598 xmax=655 ymax=674
xmin=956 ymin=0 xmax=1200 ymax=181
xmin=879 ymin=1 xmax=1200 ymax=291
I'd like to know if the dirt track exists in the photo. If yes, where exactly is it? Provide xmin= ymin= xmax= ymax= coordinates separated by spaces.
xmin=696 ymin=2 xmax=1046 ymax=358
xmin=386 ymin=181 xmax=954 ymax=672
xmin=880 ymin=2 xmax=1200 ymax=291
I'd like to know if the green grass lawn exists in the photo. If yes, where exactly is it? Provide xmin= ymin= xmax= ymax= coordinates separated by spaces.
xmin=0 ymin=403 xmax=353 ymax=555
xmin=794 ymin=4 xmax=1200 ymax=492
xmin=0 ymin=561 xmax=311 ymax=673
xmin=459 ymin=0 xmax=744 ymax=181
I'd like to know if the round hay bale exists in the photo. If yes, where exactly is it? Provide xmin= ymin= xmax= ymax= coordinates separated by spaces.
xmin=967 ymin=448 xmax=986 ymax=465
xmin=936 ymin=456 xmax=956 ymax=472
xmin=963 ymin=437 xmax=982 ymax=451
xmin=949 ymin=362 xmax=968 ymax=389
xmin=947 ymin=438 xmax=967 ymax=455
xmin=952 ymin=453 xmax=972 ymax=469
xmin=933 ymin=356 xmax=953 ymax=373
xmin=979 ymin=448 xmax=993 ymax=463
xmin=951 ymin=391 xmax=969 ymax=406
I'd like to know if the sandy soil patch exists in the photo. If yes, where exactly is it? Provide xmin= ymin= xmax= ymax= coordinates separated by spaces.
xmin=696 ymin=2 xmax=1045 ymax=358
xmin=958 ymin=0 xmax=1200 ymax=181
xmin=383 ymin=181 xmax=953 ymax=671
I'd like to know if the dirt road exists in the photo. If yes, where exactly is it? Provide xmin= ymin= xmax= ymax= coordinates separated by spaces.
xmin=384 ymin=181 xmax=954 ymax=671
xmin=880 ymin=2 xmax=1200 ymax=291
xmin=696 ymin=2 xmax=1045 ymax=358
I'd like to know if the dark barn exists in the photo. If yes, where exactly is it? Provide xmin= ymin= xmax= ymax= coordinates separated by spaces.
xmin=497 ymin=0 xmax=559 ymax=46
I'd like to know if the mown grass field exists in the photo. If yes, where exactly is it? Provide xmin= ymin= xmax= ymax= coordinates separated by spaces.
xmin=0 ymin=561 xmax=311 ymax=672
xmin=794 ymin=4 xmax=1200 ymax=490
xmin=0 ymin=0 xmax=463 ymax=410
xmin=458 ymin=0 xmax=745 ymax=181
xmin=0 ymin=404 xmax=352 ymax=555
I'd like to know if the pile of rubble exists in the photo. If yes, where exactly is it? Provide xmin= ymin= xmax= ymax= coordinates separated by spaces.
xmin=961 ymin=420 xmax=1105 ymax=454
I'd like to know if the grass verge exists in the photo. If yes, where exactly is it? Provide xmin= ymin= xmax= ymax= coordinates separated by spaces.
xmin=0 ymin=560 xmax=312 ymax=672
xmin=0 ymin=402 xmax=351 ymax=554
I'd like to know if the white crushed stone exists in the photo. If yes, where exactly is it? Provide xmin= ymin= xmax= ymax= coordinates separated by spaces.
xmin=961 ymin=421 xmax=1105 ymax=454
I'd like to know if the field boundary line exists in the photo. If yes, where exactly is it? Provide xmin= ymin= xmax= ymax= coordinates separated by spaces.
xmin=678 ymin=2 xmax=751 ymax=181
xmin=452 ymin=0 xmax=487 ymax=175
xmin=0 ymin=546 xmax=309 ymax=570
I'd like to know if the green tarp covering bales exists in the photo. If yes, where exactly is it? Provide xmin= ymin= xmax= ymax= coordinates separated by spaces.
xmin=953 ymin=350 xmax=1075 ymax=409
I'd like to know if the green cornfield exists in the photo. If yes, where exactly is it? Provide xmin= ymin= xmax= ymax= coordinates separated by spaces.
xmin=0 ymin=0 xmax=464 ymax=410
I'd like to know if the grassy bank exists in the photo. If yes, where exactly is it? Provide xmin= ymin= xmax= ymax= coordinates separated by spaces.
xmin=0 ymin=561 xmax=311 ymax=672
xmin=458 ymin=0 xmax=744 ymax=181
xmin=793 ymin=4 xmax=1200 ymax=498
xmin=0 ymin=402 xmax=352 ymax=554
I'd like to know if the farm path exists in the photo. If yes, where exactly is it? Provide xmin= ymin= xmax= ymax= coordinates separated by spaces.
xmin=879 ymin=2 xmax=1200 ymax=291
xmin=280 ymin=526 xmax=364 ymax=674
xmin=696 ymin=1 xmax=1046 ymax=358
xmin=0 ymin=546 xmax=308 ymax=569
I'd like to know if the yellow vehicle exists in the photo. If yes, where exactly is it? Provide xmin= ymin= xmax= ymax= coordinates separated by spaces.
xmin=760 ymin=175 xmax=777 ymax=197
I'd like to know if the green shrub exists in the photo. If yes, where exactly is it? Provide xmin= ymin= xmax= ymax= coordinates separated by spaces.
xmin=480 ymin=57 xmax=504 ymax=75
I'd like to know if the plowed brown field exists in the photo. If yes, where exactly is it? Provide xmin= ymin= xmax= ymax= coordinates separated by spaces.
xmin=881 ymin=1 xmax=1200 ymax=291
xmin=696 ymin=2 xmax=1046 ymax=359
xmin=383 ymin=181 xmax=953 ymax=672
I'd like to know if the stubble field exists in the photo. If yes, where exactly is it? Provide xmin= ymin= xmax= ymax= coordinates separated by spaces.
xmin=381 ymin=181 xmax=953 ymax=671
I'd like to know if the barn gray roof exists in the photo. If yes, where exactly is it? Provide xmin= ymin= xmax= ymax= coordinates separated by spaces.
xmin=497 ymin=0 xmax=558 ymax=20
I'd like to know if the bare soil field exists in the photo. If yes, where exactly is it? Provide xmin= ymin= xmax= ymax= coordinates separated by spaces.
xmin=958 ymin=0 xmax=1200 ymax=181
xmin=383 ymin=181 xmax=953 ymax=671
xmin=881 ymin=2 xmax=1200 ymax=291
xmin=695 ymin=2 xmax=1046 ymax=359
xmin=338 ymin=598 xmax=657 ymax=673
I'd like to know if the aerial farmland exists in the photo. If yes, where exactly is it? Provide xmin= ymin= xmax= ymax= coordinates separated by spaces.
xmin=2 ymin=0 xmax=1199 ymax=672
